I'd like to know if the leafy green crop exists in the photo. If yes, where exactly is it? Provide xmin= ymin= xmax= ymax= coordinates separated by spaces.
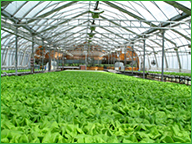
xmin=126 ymin=70 xmax=191 ymax=77
xmin=1 ymin=69 xmax=42 ymax=74
xmin=1 ymin=71 xmax=191 ymax=143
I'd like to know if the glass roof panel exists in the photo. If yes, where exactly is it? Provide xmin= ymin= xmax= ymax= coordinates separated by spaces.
xmin=176 ymin=1 xmax=191 ymax=9
xmin=15 ymin=1 xmax=40 ymax=17
xmin=4 ymin=1 xmax=26 ymax=15
xmin=26 ymin=1 xmax=51 ymax=18
xmin=154 ymin=1 xmax=179 ymax=19
xmin=1 ymin=1 xmax=191 ymax=56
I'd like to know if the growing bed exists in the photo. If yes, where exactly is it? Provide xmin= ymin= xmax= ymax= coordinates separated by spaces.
xmin=1 ymin=71 xmax=191 ymax=143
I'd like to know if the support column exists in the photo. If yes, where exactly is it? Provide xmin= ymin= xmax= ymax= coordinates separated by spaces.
xmin=153 ymin=49 xmax=159 ymax=68
xmin=21 ymin=51 xmax=26 ymax=66
xmin=111 ymin=52 xmax=112 ymax=67
xmin=161 ymin=30 xmax=165 ymax=81
xmin=15 ymin=27 xmax=18 ymax=76
xmin=164 ymin=53 xmax=169 ymax=70
xmin=63 ymin=52 xmax=64 ymax=68
xmin=113 ymin=53 xmax=114 ymax=68
xmin=147 ymin=55 xmax=151 ymax=70
xmin=175 ymin=48 xmax=182 ymax=72
xmin=131 ymin=43 xmax=134 ymax=75
xmin=54 ymin=49 xmax=55 ymax=70
xmin=124 ymin=45 xmax=126 ymax=73
xmin=3 ymin=49 xmax=9 ymax=65
xmin=143 ymin=39 xmax=146 ymax=79
xmin=42 ymin=39 xmax=44 ymax=71
xmin=31 ymin=35 xmax=35 ymax=74
xmin=108 ymin=53 xmax=109 ymax=68
xmin=48 ymin=47 xmax=51 ymax=71
xmin=27 ymin=53 xmax=31 ymax=67
xmin=85 ymin=52 xmax=87 ymax=70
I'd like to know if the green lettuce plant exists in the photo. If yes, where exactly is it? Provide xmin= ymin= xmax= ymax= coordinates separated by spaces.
xmin=1 ymin=71 xmax=191 ymax=143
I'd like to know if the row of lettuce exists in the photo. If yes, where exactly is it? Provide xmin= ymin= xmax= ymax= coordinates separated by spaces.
xmin=1 ymin=69 xmax=42 ymax=74
xmin=1 ymin=71 xmax=191 ymax=143
xmin=1 ymin=69 xmax=191 ymax=77
xmin=126 ymin=70 xmax=191 ymax=77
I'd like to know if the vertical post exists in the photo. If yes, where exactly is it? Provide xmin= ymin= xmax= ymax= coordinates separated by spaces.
xmin=161 ymin=30 xmax=165 ymax=81
xmin=108 ymin=53 xmax=109 ymax=68
xmin=54 ymin=48 xmax=55 ymax=70
xmin=111 ymin=52 xmax=112 ymax=68
xmin=164 ymin=53 xmax=168 ymax=70
xmin=118 ymin=51 xmax=120 ymax=72
xmin=31 ymin=34 xmax=35 ymax=74
xmin=175 ymin=48 xmax=182 ymax=72
xmin=15 ymin=27 xmax=18 ymax=76
xmin=63 ymin=53 xmax=64 ymax=68
xmin=21 ymin=51 xmax=26 ymax=66
xmin=117 ymin=51 xmax=119 ymax=71
xmin=114 ymin=52 xmax=115 ymax=68
xmin=147 ymin=55 xmax=151 ymax=70
xmin=85 ymin=52 xmax=87 ymax=70
xmin=124 ymin=45 xmax=126 ymax=73
xmin=132 ymin=43 xmax=134 ymax=75
xmin=3 ymin=49 xmax=9 ymax=65
xmin=48 ymin=47 xmax=51 ymax=71
xmin=42 ymin=39 xmax=44 ymax=71
xmin=143 ymin=39 xmax=146 ymax=79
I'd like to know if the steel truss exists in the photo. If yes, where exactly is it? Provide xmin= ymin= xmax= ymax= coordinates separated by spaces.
xmin=2 ymin=17 xmax=190 ymax=30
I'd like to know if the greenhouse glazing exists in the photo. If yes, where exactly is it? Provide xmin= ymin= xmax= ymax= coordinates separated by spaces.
xmin=1 ymin=1 xmax=191 ymax=75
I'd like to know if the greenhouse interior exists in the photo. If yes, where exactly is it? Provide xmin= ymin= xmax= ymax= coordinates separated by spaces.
xmin=1 ymin=1 xmax=191 ymax=143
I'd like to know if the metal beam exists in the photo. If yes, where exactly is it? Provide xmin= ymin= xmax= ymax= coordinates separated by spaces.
xmin=143 ymin=39 xmax=146 ymax=79
xmin=130 ymin=12 xmax=189 ymax=44
xmin=100 ymin=15 xmax=138 ymax=35
xmin=153 ymin=50 xmax=159 ymax=68
xmin=1 ymin=11 xmax=36 ymax=35
xmin=175 ymin=49 xmax=182 ymax=71
xmin=103 ymin=1 xmax=152 ymax=25
xmin=1 ymin=1 xmax=13 ymax=7
xmin=100 ymin=27 xmax=128 ymax=41
xmin=161 ymin=31 xmax=165 ymax=81
xmin=31 ymin=35 xmax=35 ymax=73
xmin=54 ymin=28 xmax=87 ymax=43
xmin=37 ymin=11 xmax=88 ymax=34
xmin=20 ymin=1 xmax=78 ymax=24
xmin=21 ymin=51 xmax=26 ymax=66
xmin=95 ymin=31 xmax=121 ymax=45
xmin=47 ymin=22 xmax=88 ymax=40
xmin=100 ymin=16 xmax=177 ymax=49
xmin=164 ymin=53 xmax=168 ymax=69
xmin=164 ymin=1 xmax=191 ymax=15
xmin=2 ymin=49 xmax=9 ymax=65
xmin=12 ymin=1 xmax=28 ymax=16
xmin=171 ymin=29 xmax=191 ymax=41
xmin=15 ymin=27 xmax=18 ymax=76
xmin=131 ymin=42 xmax=134 ymax=75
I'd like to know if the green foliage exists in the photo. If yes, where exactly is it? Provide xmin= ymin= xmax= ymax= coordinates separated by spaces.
xmin=89 ymin=10 xmax=104 ymax=19
xmin=90 ymin=26 xmax=96 ymax=31
xmin=127 ymin=70 xmax=191 ymax=77
xmin=1 ymin=71 xmax=191 ymax=143
xmin=147 ymin=71 xmax=191 ymax=77
xmin=1 ymin=69 xmax=42 ymax=74
xmin=88 ymin=33 xmax=95 ymax=38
